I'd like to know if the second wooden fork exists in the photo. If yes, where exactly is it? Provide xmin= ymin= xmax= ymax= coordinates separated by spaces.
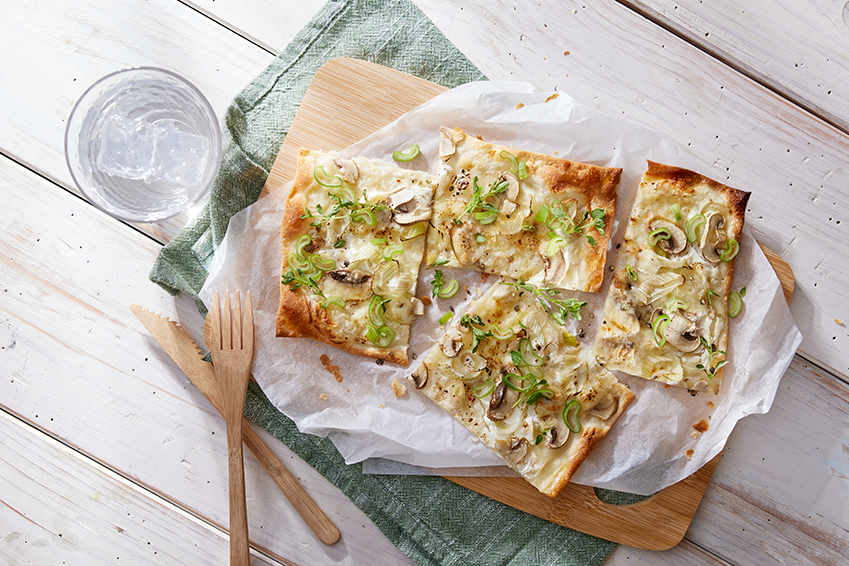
xmin=210 ymin=290 xmax=254 ymax=566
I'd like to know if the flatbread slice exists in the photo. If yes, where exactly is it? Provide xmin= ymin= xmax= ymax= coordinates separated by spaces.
xmin=409 ymin=279 xmax=634 ymax=497
xmin=593 ymin=161 xmax=750 ymax=394
xmin=276 ymin=149 xmax=440 ymax=365
xmin=426 ymin=128 xmax=621 ymax=292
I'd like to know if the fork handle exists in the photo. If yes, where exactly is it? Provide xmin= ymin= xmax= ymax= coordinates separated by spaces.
xmin=226 ymin=417 xmax=250 ymax=566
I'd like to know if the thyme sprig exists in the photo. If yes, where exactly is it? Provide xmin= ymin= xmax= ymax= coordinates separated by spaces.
xmin=502 ymin=280 xmax=587 ymax=324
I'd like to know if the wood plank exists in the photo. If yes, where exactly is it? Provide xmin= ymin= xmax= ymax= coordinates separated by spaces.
xmin=0 ymin=0 xmax=273 ymax=243
xmin=687 ymin=357 xmax=849 ymax=565
xmin=0 ymin=409 xmax=286 ymax=566
xmin=624 ymin=0 xmax=849 ymax=133
xmin=0 ymin=155 xmax=416 ymax=566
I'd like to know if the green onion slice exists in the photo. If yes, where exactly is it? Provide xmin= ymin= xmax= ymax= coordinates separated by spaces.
xmin=648 ymin=227 xmax=672 ymax=247
xmin=500 ymin=150 xmax=519 ymax=174
xmin=563 ymin=399 xmax=582 ymax=433
xmin=392 ymin=144 xmax=420 ymax=162
xmin=309 ymin=254 xmax=336 ymax=272
xmin=652 ymin=313 xmax=671 ymax=347
xmin=294 ymin=234 xmax=312 ymax=262
xmin=383 ymin=244 xmax=405 ymax=260
xmin=535 ymin=205 xmax=550 ymax=224
xmin=526 ymin=388 xmax=555 ymax=405
xmin=545 ymin=236 xmax=567 ymax=257
xmin=370 ymin=238 xmax=387 ymax=246
xmin=438 ymin=311 xmax=453 ymax=325
xmin=665 ymin=298 xmax=689 ymax=312
xmin=502 ymin=372 xmax=534 ymax=392
xmin=517 ymin=338 xmax=544 ymax=367
xmin=719 ymin=239 xmax=739 ymax=262
xmin=472 ymin=379 xmax=496 ymax=399
xmin=401 ymin=222 xmax=428 ymax=240
xmin=367 ymin=325 xmax=395 ymax=348
xmin=517 ymin=160 xmax=527 ymax=180
xmin=368 ymin=295 xmax=388 ymax=326
xmin=320 ymin=296 xmax=346 ymax=309
xmin=490 ymin=324 xmax=514 ymax=340
xmin=474 ymin=210 xmax=498 ymax=225
xmin=672 ymin=204 xmax=681 ymax=222
xmin=436 ymin=278 xmax=459 ymax=299
xmin=351 ymin=208 xmax=377 ymax=225
xmin=686 ymin=214 xmax=706 ymax=243
xmin=287 ymin=252 xmax=310 ymax=271
xmin=313 ymin=165 xmax=343 ymax=188
xmin=475 ymin=234 xmax=488 ymax=243
xmin=728 ymin=291 xmax=744 ymax=318
xmin=626 ymin=264 xmax=637 ymax=281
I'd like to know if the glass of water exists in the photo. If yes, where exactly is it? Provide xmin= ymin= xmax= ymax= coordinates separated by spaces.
xmin=65 ymin=67 xmax=222 ymax=223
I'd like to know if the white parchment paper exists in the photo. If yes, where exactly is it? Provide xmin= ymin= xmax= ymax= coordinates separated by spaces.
xmin=199 ymin=82 xmax=802 ymax=494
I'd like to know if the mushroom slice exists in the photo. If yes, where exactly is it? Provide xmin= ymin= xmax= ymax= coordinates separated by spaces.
xmin=487 ymin=378 xmax=521 ymax=421
xmin=388 ymin=188 xmax=432 ymax=225
xmin=542 ymin=248 xmax=568 ymax=286
xmin=409 ymin=364 xmax=428 ymax=389
xmin=451 ymin=222 xmax=483 ymax=265
xmin=439 ymin=127 xmax=457 ymax=157
xmin=699 ymin=212 xmax=727 ymax=263
xmin=333 ymin=157 xmax=359 ymax=184
xmin=540 ymin=414 xmax=570 ymax=449
xmin=438 ymin=326 xmax=465 ymax=358
xmin=647 ymin=216 xmax=687 ymax=254
xmin=662 ymin=312 xmax=701 ymax=352
xmin=501 ymin=437 xmax=530 ymax=465
xmin=501 ymin=172 xmax=520 ymax=202
xmin=587 ymin=394 xmax=619 ymax=421
xmin=319 ymin=269 xmax=373 ymax=301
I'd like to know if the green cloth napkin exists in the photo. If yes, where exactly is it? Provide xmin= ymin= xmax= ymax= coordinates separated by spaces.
xmin=151 ymin=1 xmax=620 ymax=564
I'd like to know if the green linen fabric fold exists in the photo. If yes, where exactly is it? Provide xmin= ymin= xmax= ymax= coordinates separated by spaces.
xmin=150 ymin=1 xmax=618 ymax=564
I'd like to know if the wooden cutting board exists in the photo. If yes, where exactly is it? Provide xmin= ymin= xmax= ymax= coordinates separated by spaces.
xmin=262 ymin=58 xmax=795 ymax=550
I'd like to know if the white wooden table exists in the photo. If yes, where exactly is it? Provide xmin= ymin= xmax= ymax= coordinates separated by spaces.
xmin=2 ymin=1 xmax=847 ymax=564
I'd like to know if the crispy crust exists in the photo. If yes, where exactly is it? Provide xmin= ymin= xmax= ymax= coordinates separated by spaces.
xmin=427 ymin=128 xmax=620 ymax=293
xmin=593 ymin=161 xmax=750 ymax=393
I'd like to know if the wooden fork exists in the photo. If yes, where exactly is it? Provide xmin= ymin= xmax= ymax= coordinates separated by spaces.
xmin=210 ymin=290 xmax=254 ymax=566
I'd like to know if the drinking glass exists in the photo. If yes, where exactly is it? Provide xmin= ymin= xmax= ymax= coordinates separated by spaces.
xmin=65 ymin=67 xmax=222 ymax=223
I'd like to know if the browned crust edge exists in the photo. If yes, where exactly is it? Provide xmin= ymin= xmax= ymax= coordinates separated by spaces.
xmin=543 ymin=384 xmax=636 ymax=497
xmin=274 ymin=148 xmax=408 ymax=366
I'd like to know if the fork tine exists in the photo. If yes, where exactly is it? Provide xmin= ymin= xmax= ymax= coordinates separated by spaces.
xmin=233 ymin=290 xmax=242 ymax=350
xmin=222 ymin=291 xmax=232 ymax=350
xmin=243 ymin=291 xmax=254 ymax=353
xmin=211 ymin=291 xmax=222 ymax=351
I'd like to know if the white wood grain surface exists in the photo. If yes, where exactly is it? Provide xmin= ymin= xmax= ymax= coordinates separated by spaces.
xmin=2 ymin=0 xmax=849 ymax=565
xmin=626 ymin=0 xmax=849 ymax=133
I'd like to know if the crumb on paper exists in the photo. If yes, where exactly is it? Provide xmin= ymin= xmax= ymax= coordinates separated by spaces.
xmin=553 ymin=150 xmax=559 ymax=155
xmin=564 ymin=50 xmax=570 ymax=55
xmin=691 ymin=431 xmax=698 ymax=439
xmin=476 ymin=135 xmax=484 ymax=141
xmin=320 ymin=354 xmax=343 ymax=382
xmin=421 ymin=296 xmax=432 ymax=306
xmin=392 ymin=378 xmax=407 ymax=398
xmin=706 ymin=401 xmax=715 ymax=408
xmin=515 ymin=102 xmax=524 ymax=109
xmin=836 ymin=318 xmax=844 ymax=325
xmin=378 ymin=404 xmax=384 ymax=409
xmin=545 ymin=93 xmax=559 ymax=103
xmin=320 ymin=393 xmax=328 ymax=400
xmin=693 ymin=419 xmax=710 ymax=433
xmin=685 ymin=449 xmax=695 ymax=459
